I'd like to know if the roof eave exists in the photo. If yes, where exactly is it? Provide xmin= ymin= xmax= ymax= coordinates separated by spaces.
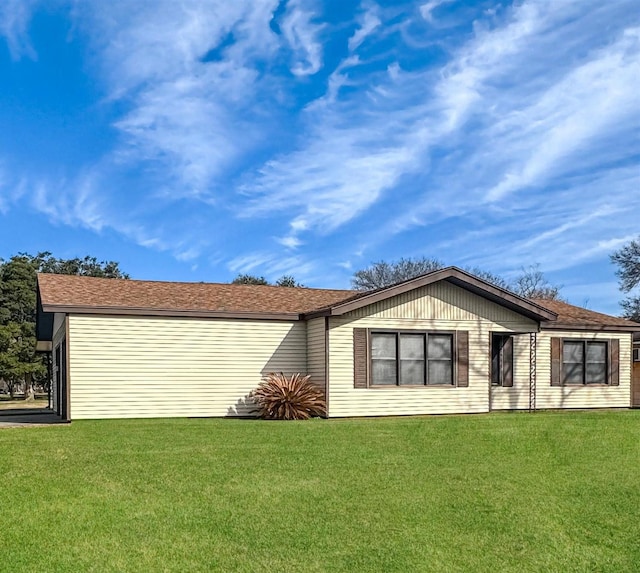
xmin=41 ymin=304 xmax=301 ymax=321
xmin=541 ymin=322 xmax=640 ymax=333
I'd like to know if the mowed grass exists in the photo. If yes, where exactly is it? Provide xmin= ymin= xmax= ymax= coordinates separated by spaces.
xmin=1 ymin=411 xmax=639 ymax=572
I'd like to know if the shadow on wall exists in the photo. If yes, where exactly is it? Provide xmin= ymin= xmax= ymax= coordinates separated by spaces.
xmin=225 ymin=325 xmax=306 ymax=417
xmin=226 ymin=395 xmax=257 ymax=417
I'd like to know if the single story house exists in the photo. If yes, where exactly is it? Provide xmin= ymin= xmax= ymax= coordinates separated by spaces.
xmin=35 ymin=267 xmax=640 ymax=421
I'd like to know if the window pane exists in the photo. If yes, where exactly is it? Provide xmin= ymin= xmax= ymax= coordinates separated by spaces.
xmin=586 ymin=342 xmax=606 ymax=363
xmin=400 ymin=360 xmax=424 ymax=385
xmin=586 ymin=363 xmax=607 ymax=384
xmin=372 ymin=359 xmax=397 ymax=385
xmin=563 ymin=341 xmax=583 ymax=363
xmin=400 ymin=334 xmax=424 ymax=360
xmin=371 ymin=334 xmax=396 ymax=360
xmin=428 ymin=360 xmax=452 ymax=385
xmin=563 ymin=363 xmax=583 ymax=384
xmin=428 ymin=335 xmax=452 ymax=360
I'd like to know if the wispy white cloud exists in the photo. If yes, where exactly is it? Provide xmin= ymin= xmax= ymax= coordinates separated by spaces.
xmin=0 ymin=0 xmax=37 ymax=60
xmin=419 ymin=0 xmax=452 ymax=24
xmin=349 ymin=2 xmax=381 ymax=51
xmin=280 ymin=0 xmax=325 ymax=76
xmin=75 ymin=0 xmax=282 ymax=201
xmin=228 ymin=251 xmax=316 ymax=280
xmin=2 ymin=0 xmax=638 ymax=298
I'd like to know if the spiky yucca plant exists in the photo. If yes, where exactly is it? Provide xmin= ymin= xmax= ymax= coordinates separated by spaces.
xmin=251 ymin=372 xmax=326 ymax=420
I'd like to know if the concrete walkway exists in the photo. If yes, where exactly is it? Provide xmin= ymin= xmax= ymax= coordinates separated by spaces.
xmin=0 ymin=412 xmax=66 ymax=429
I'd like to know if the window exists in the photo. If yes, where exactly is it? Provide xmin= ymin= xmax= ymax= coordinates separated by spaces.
xmin=634 ymin=347 xmax=640 ymax=362
xmin=562 ymin=340 xmax=608 ymax=385
xmin=491 ymin=334 xmax=514 ymax=387
xmin=370 ymin=332 xmax=454 ymax=386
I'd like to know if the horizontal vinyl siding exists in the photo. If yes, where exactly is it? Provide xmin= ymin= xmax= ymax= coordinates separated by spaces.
xmin=491 ymin=331 xmax=632 ymax=411
xmin=306 ymin=317 xmax=326 ymax=395
xmin=68 ymin=315 xmax=306 ymax=420
xmin=346 ymin=281 xmax=534 ymax=324
xmin=535 ymin=331 xmax=631 ymax=410
xmin=490 ymin=333 xmax=534 ymax=411
xmin=328 ymin=281 xmax=537 ymax=417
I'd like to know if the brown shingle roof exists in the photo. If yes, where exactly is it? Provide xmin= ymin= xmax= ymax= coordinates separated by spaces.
xmin=37 ymin=273 xmax=640 ymax=330
xmin=530 ymin=298 xmax=640 ymax=330
xmin=37 ymin=273 xmax=353 ymax=317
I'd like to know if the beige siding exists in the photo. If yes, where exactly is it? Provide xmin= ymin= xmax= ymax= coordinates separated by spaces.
xmin=535 ymin=331 xmax=631 ymax=410
xmin=490 ymin=333 xmax=534 ymax=411
xmin=327 ymin=282 xmax=537 ymax=417
xmin=346 ymin=281 xmax=533 ymax=324
xmin=480 ymin=331 xmax=632 ymax=411
xmin=306 ymin=317 xmax=326 ymax=396
xmin=67 ymin=315 xmax=306 ymax=420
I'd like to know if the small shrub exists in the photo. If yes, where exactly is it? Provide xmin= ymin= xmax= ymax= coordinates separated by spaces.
xmin=251 ymin=372 xmax=326 ymax=420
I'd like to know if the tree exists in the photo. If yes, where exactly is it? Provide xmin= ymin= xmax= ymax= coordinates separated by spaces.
xmin=0 ymin=252 xmax=128 ymax=401
xmin=350 ymin=258 xmax=563 ymax=300
xmin=275 ymin=275 xmax=304 ymax=288
xmin=463 ymin=267 xmax=511 ymax=290
xmin=231 ymin=274 xmax=305 ymax=287
xmin=611 ymin=236 xmax=640 ymax=321
xmin=351 ymin=257 xmax=444 ymax=290
xmin=232 ymin=274 xmax=269 ymax=285
xmin=35 ymin=252 xmax=129 ymax=278
xmin=512 ymin=264 xmax=564 ymax=300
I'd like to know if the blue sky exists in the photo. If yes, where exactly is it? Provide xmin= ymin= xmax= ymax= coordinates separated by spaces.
xmin=1 ymin=0 xmax=638 ymax=314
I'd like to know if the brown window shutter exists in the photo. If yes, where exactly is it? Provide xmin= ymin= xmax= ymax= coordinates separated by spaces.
xmin=502 ymin=336 xmax=514 ymax=387
xmin=353 ymin=328 xmax=368 ymax=388
xmin=609 ymin=339 xmax=620 ymax=386
xmin=456 ymin=331 xmax=469 ymax=387
xmin=551 ymin=338 xmax=562 ymax=386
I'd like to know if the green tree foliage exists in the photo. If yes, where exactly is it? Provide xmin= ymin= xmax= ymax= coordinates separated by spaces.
xmin=611 ymin=236 xmax=640 ymax=321
xmin=0 ymin=252 xmax=128 ymax=399
xmin=275 ymin=275 xmax=304 ymax=288
xmin=232 ymin=274 xmax=270 ymax=285
xmin=351 ymin=258 xmax=563 ymax=300
xmin=232 ymin=274 xmax=304 ymax=287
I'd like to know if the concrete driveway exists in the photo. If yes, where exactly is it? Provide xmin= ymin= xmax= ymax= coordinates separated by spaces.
xmin=0 ymin=412 xmax=66 ymax=429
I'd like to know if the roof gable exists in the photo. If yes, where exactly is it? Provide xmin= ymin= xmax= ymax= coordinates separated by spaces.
xmin=304 ymin=267 xmax=558 ymax=322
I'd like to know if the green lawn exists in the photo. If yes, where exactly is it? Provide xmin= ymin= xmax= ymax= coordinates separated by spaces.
xmin=1 ymin=411 xmax=639 ymax=572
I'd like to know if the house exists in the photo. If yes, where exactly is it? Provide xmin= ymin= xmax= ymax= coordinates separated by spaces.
xmin=35 ymin=267 xmax=640 ymax=421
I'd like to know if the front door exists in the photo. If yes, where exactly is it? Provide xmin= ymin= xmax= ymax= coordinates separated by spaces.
xmin=633 ymin=359 xmax=640 ymax=408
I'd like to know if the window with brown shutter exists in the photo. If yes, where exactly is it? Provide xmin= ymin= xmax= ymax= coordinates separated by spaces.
xmin=356 ymin=330 xmax=465 ymax=387
xmin=551 ymin=338 xmax=620 ymax=386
